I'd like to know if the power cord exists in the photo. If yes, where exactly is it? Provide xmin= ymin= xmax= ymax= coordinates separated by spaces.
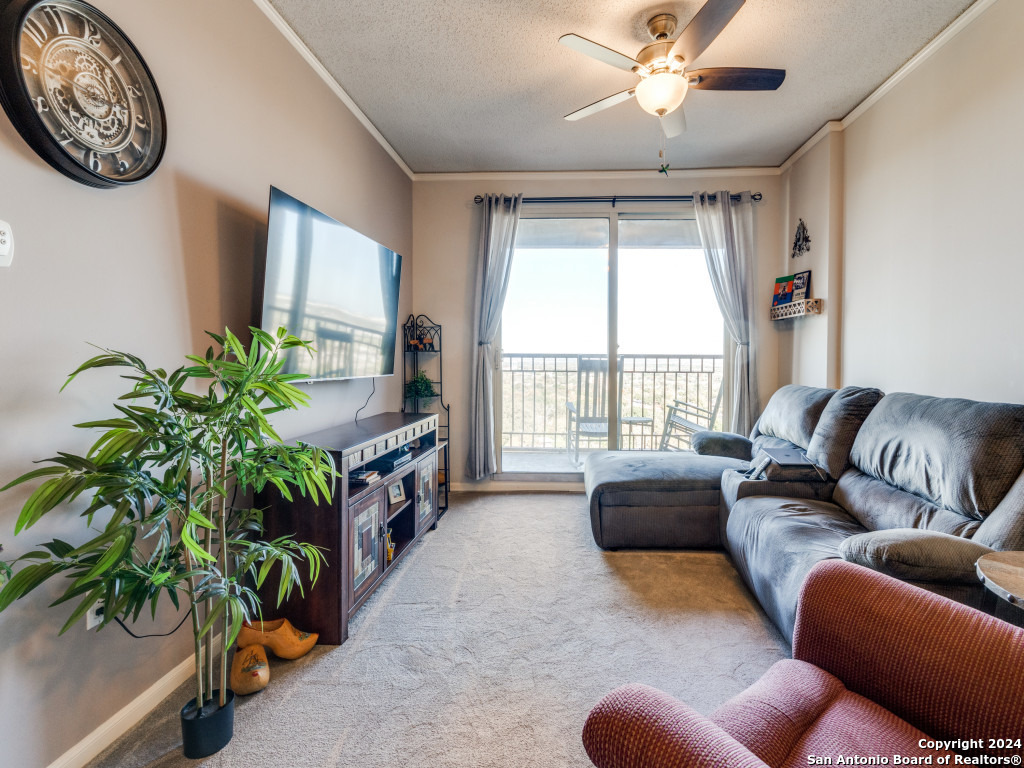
xmin=113 ymin=611 xmax=190 ymax=639
xmin=354 ymin=377 xmax=375 ymax=424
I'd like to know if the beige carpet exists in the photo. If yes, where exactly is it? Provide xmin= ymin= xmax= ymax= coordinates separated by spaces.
xmin=87 ymin=492 xmax=788 ymax=768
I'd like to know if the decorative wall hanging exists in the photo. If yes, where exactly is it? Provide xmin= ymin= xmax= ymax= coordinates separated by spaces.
xmin=0 ymin=0 xmax=166 ymax=188
xmin=791 ymin=218 xmax=811 ymax=258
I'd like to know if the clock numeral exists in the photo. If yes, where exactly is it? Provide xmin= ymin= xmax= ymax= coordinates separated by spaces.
xmin=81 ymin=19 xmax=102 ymax=47
xmin=58 ymin=129 xmax=74 ymax=147
xmin=128 ymin=140 xmax=144 ymax=158
xmin=33 ymin=96 xmax=49 ymax=113
xmin=113 ymin=152 xmax=130 ymax=174
xmin=22 ymin=17 xmax=48 ymax=48
xmin=126 ymin=84 xmax=141 ymax=99
xmin=88 ymin=151 xmax=103 ymax=173
xmin=110 ymin=54 xmax=122 ymax=68
xmin=41 ymin=6 xmax=69 ymax=36
xmin=20 ymin=55 xmax=38 ymax=76
xmin=134 ymin=114 xmax=148 ymax=129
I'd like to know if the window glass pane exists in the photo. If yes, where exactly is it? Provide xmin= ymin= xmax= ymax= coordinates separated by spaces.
xmin=514 ymin=218 xmax=610 ymax=249
xmin=500 ymin=218 xmax=609 ymax=473
xmin=618 ymin=220 xmax=725 ymax=450
xmin=618 ymin=246 xmax=722 ymax=355
xmin=503 ymin=219 xmax=608 ymax=354
xmin=619 ymin=218 xmax=701 ymax=248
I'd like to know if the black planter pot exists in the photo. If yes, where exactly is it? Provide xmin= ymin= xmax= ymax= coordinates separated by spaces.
xmin=180 ymin=690 xmax=235 ymax=759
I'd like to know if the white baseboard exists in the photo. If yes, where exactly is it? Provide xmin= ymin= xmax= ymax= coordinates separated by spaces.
xmin=47 ymin=637 xmax=220 ymax=768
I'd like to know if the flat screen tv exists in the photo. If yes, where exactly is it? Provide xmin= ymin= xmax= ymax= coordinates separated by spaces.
xmin=258 ymin=186 xmax=402 ymax=381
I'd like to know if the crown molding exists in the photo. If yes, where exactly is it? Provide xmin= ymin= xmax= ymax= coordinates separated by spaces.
xmin=779 ymin=0 xmax=998 ymax=172
xmin=250 ymin=0 xmax=414 ymax=180
xmin=779 ymin=122 xmax=843 ymax=175
xmin=839 ymin=0 xmax=999 ymax=130
xmin=412 ymin=167 xmax=781 ymax=182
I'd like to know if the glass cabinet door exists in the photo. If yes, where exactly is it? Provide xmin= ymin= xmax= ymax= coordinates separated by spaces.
xmin=416 ymin=451 xmax=436 ymax=532
xmin=351 ymin=490 xmax=383 ymax=600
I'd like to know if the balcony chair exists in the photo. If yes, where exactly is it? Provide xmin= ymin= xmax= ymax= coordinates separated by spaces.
xmin=567 ymin=357 xmax=652 ymax=466
xmin=659 ymin=385 xmax=724 ymax=451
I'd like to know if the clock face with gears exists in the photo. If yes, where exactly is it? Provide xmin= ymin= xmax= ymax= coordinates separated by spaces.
xmin=0 ymin=0 xmax=165 ymax=187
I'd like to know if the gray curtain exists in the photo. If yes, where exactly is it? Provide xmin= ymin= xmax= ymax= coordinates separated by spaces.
xmin=693 ymin=190 xmax=759 ymax=434
xmin=466 ymin=194 xmax=523 ymax=480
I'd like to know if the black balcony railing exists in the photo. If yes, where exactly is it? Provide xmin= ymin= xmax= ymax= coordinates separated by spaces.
xmin=501 ymin=353 xmax=724 ymax=453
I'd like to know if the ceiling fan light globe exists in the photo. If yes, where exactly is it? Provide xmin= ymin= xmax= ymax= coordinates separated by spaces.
xmin=635 ymin=73 xmax=688 ymax=117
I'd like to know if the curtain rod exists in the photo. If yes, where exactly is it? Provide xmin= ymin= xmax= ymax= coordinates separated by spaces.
xmin=472 ymin=192 xmax=762 ymax=206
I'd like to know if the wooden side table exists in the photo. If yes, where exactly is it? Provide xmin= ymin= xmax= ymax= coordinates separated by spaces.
xmin=976 ymin=551 xmax=1024 ymax=608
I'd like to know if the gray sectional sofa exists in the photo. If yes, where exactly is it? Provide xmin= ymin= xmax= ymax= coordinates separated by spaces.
xmin=584 ymin=385 xmax=1024 ymax=640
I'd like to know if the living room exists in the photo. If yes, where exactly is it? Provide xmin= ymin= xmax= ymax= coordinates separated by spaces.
xmin=0 ymin=0 xmax=1021 ymax=766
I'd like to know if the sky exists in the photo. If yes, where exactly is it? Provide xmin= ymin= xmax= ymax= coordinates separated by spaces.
xmin=501 ymin=246 xmax=724 ymax=356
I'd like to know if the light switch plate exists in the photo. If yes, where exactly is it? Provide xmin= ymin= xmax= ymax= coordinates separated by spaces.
xmin=0 ymin=220 xmax=12 ymax=267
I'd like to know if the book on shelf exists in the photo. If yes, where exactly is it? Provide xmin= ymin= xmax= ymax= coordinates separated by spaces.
xmin=350 ymin=469 xmax=380 ymax=486
xmin=791 ymin=270 xmax=811 ymax=302
xmin=772 ymin=274 xmax=795 ymax=307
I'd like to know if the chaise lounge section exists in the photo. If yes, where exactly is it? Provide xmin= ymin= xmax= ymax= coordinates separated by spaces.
xmin=584 ymin=385 xmax=881 ymax=550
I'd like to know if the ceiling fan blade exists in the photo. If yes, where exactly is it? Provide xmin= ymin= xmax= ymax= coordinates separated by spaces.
xmin=559 ymin=34 xmax=641 ymax=73
xmin=660 ymin=108 xmax=687 ymax=138
xmin=668 ymin=0 xmax=746 ymax=65
xmin=687 ymin=67 xmax=786 ymax=90
xmin=564 ymin=89 xmax=636 ymax=121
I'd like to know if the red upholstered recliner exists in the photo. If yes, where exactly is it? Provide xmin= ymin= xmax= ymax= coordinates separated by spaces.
xmin=582 ymin=560 xmax=1024 ymax=767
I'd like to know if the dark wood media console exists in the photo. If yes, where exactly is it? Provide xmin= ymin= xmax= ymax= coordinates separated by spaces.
xmin=258 ymin=412 xmax=441 ymax=645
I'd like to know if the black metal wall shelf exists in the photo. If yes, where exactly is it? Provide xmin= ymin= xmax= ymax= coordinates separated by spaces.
xmin=402 ymin=314 xmax=450 ymax=516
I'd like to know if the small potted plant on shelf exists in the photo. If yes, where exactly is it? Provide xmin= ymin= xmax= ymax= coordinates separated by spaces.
xmin=0 ymin=327 xmax=335 ymax=759
xmin=405 ymin=369 xmax=437 ymax=400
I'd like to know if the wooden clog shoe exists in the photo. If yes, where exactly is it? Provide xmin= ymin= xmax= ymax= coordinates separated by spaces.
xmin=230 ymin=644 xmax=269 ymax=695
xmin=236 ymin=618 xmax=318 ymax=660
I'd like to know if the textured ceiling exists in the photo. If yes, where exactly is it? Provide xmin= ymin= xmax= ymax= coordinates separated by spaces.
xmin=266 ymin=0 xmax=977 ymax=173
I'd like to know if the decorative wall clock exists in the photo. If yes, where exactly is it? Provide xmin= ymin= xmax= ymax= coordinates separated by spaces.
xmin=0 ymin=0 xmax=165 ymax=188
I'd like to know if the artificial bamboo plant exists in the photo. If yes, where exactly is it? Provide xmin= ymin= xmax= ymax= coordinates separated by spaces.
xmin=0 ymin=327 xmax=335 ymax=712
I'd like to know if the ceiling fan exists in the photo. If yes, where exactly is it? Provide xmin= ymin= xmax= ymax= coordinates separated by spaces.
xmin=559 ymin=0 xmax=785 ymax=138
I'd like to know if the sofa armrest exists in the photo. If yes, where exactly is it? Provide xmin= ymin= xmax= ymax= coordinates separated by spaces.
xmin=792 ymin=560 xmax=1024 ymax=752
xmin=720 ymin=469 xmax=836 ymax=512
xmin=582 ymin=684 xmax=770 ymax=768
xmin=691 ymin=431 xmax=752 ymax=460
xmin=837 ymin=528 xmax=993 ymax=585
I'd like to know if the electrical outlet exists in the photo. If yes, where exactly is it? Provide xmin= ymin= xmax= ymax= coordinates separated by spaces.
xmin=0 ymin=219 xmax=12 ymax=267
xmin=85 ymin=601 xmax=104 ymax=631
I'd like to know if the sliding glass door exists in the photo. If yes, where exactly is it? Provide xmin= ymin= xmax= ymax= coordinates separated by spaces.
xmin=499 ymin=217 xmax=609 ymax=473
xmin=498 ymin=210 xmax=724 ymax=475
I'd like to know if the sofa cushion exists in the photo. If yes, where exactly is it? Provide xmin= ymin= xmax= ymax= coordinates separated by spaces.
xmin=725 ymin=496 xmax=867 ymax=642
xmin=805 ymin=386 xmax=884 ymax=479
xmin=838 ymin=528 xmax=993 ymax=584
xmin=750 ymin=385 xmax=834 ymax=452
xmin=585 ymin=451 xmax=748 ymax=505
xmin=833 ymin=470 xmax=981 ymax=538
xmin=710 ymin=660 xmax=949 ymax=768
xmin=691 ymin=431 xmax=752 ymax=460
xmin=850 ymin=392 xmax=1024 ymax=521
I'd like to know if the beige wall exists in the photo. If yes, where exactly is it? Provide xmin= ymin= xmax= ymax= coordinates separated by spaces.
xmin=413 ymin=173 xmax=783 ymax=490
xmin=840 ymin=0 xmax=1023 ymax=400
xmin=0 ymin=0 xmax=411 ymax=765
xmin=778 ymin=127 xmax=844 ymax=388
